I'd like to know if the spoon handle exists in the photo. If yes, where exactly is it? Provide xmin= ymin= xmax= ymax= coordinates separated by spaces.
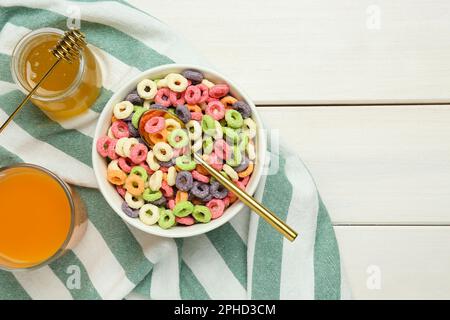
xmin=193 ymin=153 xmax=298 ymax=242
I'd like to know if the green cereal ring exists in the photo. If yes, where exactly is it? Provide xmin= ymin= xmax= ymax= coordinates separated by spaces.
xmin=173 ymin=200 xmax=194 ymax=217
xmin=239 ymin=134 xmax=249 ymax=151
xmin=175 ymin=155 xmax=196 ymax=171
xmin=226 ymin=146 xmax=242 ymax=167
xmin=220 ymin=171 xmax=229 ymax=179
xmin=223 ymin=127 xmax=239 ymax=145
xmin=201 ymin=115 xmax=216 ymax=135
xmin=219 ymin=119 xmax=227 ymax=127
xmin=225 ymin=109 xmax=244 ymax=129
xmin=203 ymin=136 xmax=214 ymax=155
xmin=167 ymin=107 xmax=176 ymax=115
xmin=130 ymin=166 xmax=148 ymax=181
xmin=132 ymin=106 xmax=147 ymax=128
xmin=142 ymin=188 xmax=162 ymax=202
xmin=168 ymin=129 xmax=189 ymax=148
xmin=193 ymin=205 xmax=212 ymax=223
xmin=158 ymin=209 xmax=176 ymax=229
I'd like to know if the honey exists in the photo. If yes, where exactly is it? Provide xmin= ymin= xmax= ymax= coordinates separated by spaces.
xmin=11 ymin=28 xmax=102 ymax=119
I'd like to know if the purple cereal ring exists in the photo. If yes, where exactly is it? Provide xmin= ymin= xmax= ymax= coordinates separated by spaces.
xmin=190 ymin=181 xmax=210 ymax=199
xmin=202 ymin=193 xmax=213 ymax=202
xmin=182 ymin=70 xmax=204 ymax=83
xmin=232 ymin=101 xmax=252 ymax=119
xmin=209 ymin=84 xmax=229 ymax=99
xmin=122 ymin=202 xmax=139 ymax=218
xmin=125 ymin=90 xmax=144 ymax=106
xmin=175 ymin=105 xmax=191 ymax=123
xmin=130 ymin=143 xmax=148 ymax=164
xmin=210 ymin=180 xmax=229 ymax=199
xmin=175 ymin=170 xmax=194 ymax=191
xmin=111 ymin=120 xmax=129 ymax=139
xmin=128 ymin=121 xmax=140 ymax=137
xmin=150 ymin=103 xmax=168 ymax=110
xmin=158 ymin=157 xmax=176 ymax=167
xmin=155 ymin=88 xmax=172 ymax=107
xmin=184 ymin=85 xmax=201 ymax=105
xmin=150 ymin=196 xmax=167 ymax=207
xmin=233 ymin=156 xmax=250 ymax=172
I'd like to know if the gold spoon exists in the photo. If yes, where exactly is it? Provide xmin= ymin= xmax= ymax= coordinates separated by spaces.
xmin=0 ymin=29 xmax=86 ymax=134
xmin=138 ymin=108 xmax=298 ymax=242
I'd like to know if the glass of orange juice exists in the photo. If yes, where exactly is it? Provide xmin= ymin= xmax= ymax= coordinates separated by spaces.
xmin=0 ymin=164 xmax=87 ymax=270
xmin=10 ymin=27 xmax=102 ymax=120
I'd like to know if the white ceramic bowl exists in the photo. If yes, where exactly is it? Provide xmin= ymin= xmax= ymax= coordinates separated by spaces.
xmin=92 ymin=64 xmax=266 ymax=238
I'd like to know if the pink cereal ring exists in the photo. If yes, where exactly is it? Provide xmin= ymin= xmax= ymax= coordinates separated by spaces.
xmin=161 ymin=180 xmax=174 ymax=198
xmin=159 ymin=166 xmax=168 ymax=173
xmin=196 ymin=83 xmax=209 ymax=103
xmin=118 ymin=157 xmax=133 ymax=173
xmin=207 ymin=199 xmax=225 ymax=219
xmin=176 ymin=216 xmax=195 ymax=226
xmin=130 ymin=143 xmax=148 ymax=164
xmin=205 ymin=100 xmax=225 ymax=120
xmin=168 ymin=199 xmax=176 ymax=210
xmin=192 ymin=170 xmax=209 ymax=183
xmin=235 ymin=180 xmax=246 ymax=191
xmin=155 ymin=88 xmax=171 ymax=107
xmin=144 ymin=116 xmax=165 ymax=134
xmin=169 ymin=90 xmax=185 ymax=106
xmin=209 ymin=84 xmax=230 ymax=99
xmin=184 ymin=85 xmax=201 ymax=105
xmin=116 ymin=185 xmax=126 ymax=198
xmin=190 ymin=111 xmax=203 ymax=121
xmin=107 ymin=139 xmax=118 ymax=160
xmin=206 ymin=97 xmax=219 ymax=104
xmin=214 ymin=139 xmax=231 ymax=160
xmin=241 ymin=175 xmax=250 ymax=186
xmin=111 ymin=120 xmax=129 ymax=139
xmin=96 ymin=136 xmax=112 ymax=157
xmin=208 ymin=152 xmax=223 ymax=171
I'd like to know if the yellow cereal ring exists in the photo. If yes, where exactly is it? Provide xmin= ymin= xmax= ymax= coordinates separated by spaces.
xmin=220 ymin=96 xmax=238 ymax=109
xmin=107 ymin=169 xmax=127 ymax=185
xmin=149 ymin=128 xmax=168 ymax=145
xmin=238 ymin=162 xmax=254 ymax=178
xmin=175 ymin=191 xmax=188 ymax=204
xmin=125 ymin=174 xmax=145 ymax=196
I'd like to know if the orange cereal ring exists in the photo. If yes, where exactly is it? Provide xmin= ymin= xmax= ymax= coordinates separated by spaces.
xmin=111 ymin=116 xmax=118 ymax=123
xmin=220 ymin=96 xmax=237 ymax=109
xmin=238 ymin=162 xmax=254 ymax=178
xmin=228 ymin=192 xmax=238 ymax=204
xmin=125 ymin=174 xmax=145 ymax=196
xmin=107 ymin=169 xmax=127 ymax=185
xmin=163 ymin=172 xmax=168 ymax=181
xmin=149 ymin=128 xmax=168 ymax=145
xmin=187 ymin=104 xmax=202 ymax=113
xmin=195 ymin=164 xmax=210 ymax=176
xmin=175 ymin=191 xmax=188 ymax=204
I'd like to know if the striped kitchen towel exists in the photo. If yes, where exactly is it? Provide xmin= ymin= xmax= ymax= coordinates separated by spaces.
xmin=0 ymin=0 xmax=351 ymax=300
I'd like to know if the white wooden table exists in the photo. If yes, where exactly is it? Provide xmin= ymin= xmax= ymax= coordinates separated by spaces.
xmin=129 ymin=0 xmax=450 ymax=299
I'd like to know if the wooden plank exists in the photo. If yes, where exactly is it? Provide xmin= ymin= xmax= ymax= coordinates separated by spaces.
xmin=258 ymin=105 xmax=450 ymax=224
xmin=128 ymin=0 xmax=450 ymax=104
xmin=335 ymin=226 xmax=450 ymax=299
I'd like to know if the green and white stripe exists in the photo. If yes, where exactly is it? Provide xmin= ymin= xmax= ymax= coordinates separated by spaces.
xmin=0 ymin=0 xmax=350 ymax=300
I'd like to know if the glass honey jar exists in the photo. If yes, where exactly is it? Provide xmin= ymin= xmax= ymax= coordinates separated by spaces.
xmin=11 ymin=28 xmax=102 ymax=120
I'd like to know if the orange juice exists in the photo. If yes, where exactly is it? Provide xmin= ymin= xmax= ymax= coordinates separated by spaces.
xmin=11 ymin=28 xmax=102 ymax=119
xmin=0 ymin=165 xmax=86 ymax=270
